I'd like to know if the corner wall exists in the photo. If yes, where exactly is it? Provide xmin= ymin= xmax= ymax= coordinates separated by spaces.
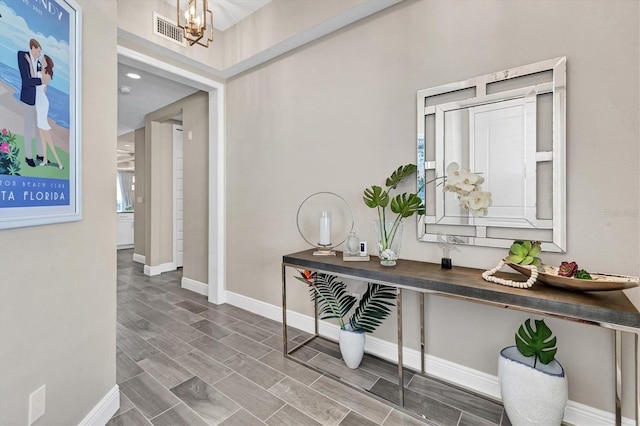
xmin=225 ymin=0 xmax=639 ymax=418
xmin=181 ymin=94 xmax=209 ymax=285
xmin=0 ymin=0 xmax=118 ymax=424
xmin=134 ymin=127 xmax=145 ymax=257
xmin=144 ymin=93 xmax=208 ymax=283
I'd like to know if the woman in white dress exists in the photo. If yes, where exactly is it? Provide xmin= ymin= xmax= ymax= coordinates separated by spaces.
xmin=26 ymin=54 xmax=63 ymax=170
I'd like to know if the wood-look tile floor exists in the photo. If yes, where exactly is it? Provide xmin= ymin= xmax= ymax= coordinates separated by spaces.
xmin=109 ymin=249 xmax=511 ymax=426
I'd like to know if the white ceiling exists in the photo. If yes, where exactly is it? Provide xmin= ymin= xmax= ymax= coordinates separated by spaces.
xmin=117 ymin=62 xmax=199 ymax=136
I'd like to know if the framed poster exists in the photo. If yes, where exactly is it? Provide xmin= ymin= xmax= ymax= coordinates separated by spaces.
xmin=0 ymin=0 xmax=81 ymax=229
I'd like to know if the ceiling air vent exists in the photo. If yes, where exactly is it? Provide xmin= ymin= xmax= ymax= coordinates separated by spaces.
xmin=153 ymin=12 xmax=186 ymax=47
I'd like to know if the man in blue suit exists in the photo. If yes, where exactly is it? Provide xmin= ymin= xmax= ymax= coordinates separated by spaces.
xmin=18 ymin=39 xmax=44 ymax=167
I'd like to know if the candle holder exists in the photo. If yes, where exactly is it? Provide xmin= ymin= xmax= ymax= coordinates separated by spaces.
xmin=296 ymin=192 xmax=354 ymax=256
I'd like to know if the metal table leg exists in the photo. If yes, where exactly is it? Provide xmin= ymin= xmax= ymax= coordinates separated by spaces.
xmin=420 ymin=293 xmax=425 ymax=374
xmin=636 ymin=332 xmax=639 ymax=426
xmin=614 ymin=329 xmax=640 ymax=426
xmin=282 ymin=264 xmax=288 ymax=355
xmin=314 ymin=293 xmax=319 ymax=336
xmin=282 ymin=266 xmax=321 ymax=356
xmin=397 ymin=288 xmax=404 ymax=407
xmin=615 ymin=330 xmax=622 ymax=426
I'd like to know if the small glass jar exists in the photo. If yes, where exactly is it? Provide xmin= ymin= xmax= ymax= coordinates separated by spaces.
xmin=344 ymin=231 xmax=360 ymax=255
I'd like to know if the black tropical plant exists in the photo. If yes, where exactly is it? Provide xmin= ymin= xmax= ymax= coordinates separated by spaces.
xmin=349 ymin=283 xmax=396 ymax=333
xmin=308 ymin=273 xmax=356 ymax=328
xmin=296 ymin=271 xmax=396 ymax=333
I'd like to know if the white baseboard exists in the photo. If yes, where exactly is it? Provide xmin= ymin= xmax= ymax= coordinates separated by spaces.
xmin=78 ymin=385 xmax=119 ymax=426
xmin=117 ymin=244 xmax=134 ymax=250
xmin=225 ymin=291 xmax=283 ymax=323
xmin=182 ymin=276 xmax=208 ymax=296
xmin=143 ymin=262 xmax=176 ymax=276
xmin=564 ymin=400 xmax=635 ymax=426
xmin=368 ymin=338 xmax=501 ymax=401
xmin=132 ymin=253 xmax=145 ymax=264
xmin=224 ymin=291 xmax=635 ymax=426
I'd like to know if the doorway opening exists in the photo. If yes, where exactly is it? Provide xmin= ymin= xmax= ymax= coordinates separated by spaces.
xmin=117 ymin=45 xmax=225 ymax=305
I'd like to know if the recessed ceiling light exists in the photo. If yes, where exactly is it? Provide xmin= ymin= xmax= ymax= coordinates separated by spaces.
xmin=126 ymin=73 xmax=141 ymax=79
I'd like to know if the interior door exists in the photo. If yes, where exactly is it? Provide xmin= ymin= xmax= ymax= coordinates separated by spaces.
xmin=173 ymin=125 xmax=184 ymax=268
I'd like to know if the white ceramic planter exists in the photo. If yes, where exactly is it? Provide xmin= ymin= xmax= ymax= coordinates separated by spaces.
xmin=339 ymin=327 xmax=366 ymax=369
xmin=498 ymin=346 xmax=568 ymax=426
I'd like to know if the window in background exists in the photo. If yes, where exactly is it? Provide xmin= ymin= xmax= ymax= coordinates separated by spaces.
xmin=117 ymin=171 xmax=135 ymax=211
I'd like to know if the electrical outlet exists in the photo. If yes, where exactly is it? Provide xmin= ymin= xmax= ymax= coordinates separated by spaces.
xmin=28 ymin=385 xmax=46 ymax=425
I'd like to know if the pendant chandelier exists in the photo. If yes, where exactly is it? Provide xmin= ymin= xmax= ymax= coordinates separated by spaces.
xmin=177 ymin=0 xmax=214 ymax=47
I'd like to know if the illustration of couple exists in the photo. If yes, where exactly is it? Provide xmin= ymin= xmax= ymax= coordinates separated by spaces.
xmin=18 ymin=38 xmax=63 ymax=170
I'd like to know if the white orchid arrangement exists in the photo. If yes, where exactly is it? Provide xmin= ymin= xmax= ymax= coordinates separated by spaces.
xmin=443 ymin=162 xmax=492 ymax=216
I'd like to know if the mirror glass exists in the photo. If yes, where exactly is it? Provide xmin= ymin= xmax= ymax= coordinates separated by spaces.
xmin=417 ymin=57 xmax=566 ymax=252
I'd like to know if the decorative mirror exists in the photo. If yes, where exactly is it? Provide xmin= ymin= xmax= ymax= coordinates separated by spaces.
xmin=417 ymin=57 xmax=566 ymax=252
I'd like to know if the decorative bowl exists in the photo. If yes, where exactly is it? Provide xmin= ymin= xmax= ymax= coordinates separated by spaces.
xmin=505 ymin=260 xmax=640 ymax=292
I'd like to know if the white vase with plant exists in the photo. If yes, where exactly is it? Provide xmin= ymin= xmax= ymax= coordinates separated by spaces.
xmin=499 ymin=319 xmax=568 ymax=425
xmin=295 ymin=270 xmax=397 ymax=368
xmin=363 ymin=162 xmax=491 ymax=266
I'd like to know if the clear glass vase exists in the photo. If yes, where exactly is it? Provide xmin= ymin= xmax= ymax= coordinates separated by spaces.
xmin=344 ymin=231 xmax=360 ymax=255
xmin=373 ymin=219 xmax=403 ymax=266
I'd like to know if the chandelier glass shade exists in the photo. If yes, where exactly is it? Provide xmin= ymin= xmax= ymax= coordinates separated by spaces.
xmin=177 ymin=0 xmax=214 ymax=47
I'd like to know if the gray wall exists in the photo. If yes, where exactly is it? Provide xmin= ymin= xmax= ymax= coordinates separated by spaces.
xmin=0 ymin=0 xmax=118 ymax=424
xmin=181 ymin=94 xmax=209 ymax=285
xmin=222 ymin=0 xmax=364 ymax=67
xmin=144 ymin=93 xmax=208 ymax=283
xmin=144 ymin=120 xmax=173 ymax=267
xmin=225 ymin=0 xmax=639 ymax=416
xmin=134 ymin=127 xmax=146 ymax=257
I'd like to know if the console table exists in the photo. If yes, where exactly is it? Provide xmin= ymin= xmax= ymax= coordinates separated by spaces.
xmin=282 ymin=249 xmax=640 ymax=426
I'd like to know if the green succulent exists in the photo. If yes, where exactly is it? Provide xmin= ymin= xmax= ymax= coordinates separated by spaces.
xmin=508 ymin=240 xmax=542 ymax=267
xmin=574 ymin=269 xmax=592 ymax=280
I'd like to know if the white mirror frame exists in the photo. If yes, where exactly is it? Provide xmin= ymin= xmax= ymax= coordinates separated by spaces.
xmin=417 ymin=57 xmax=566 ymax=252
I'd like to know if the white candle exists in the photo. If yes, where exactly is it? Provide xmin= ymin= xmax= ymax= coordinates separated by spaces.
xmin=319 ymin=211 xmax=331 ymax=245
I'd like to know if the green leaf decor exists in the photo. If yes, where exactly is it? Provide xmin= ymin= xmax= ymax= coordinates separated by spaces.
xmin=363 ymin=185 xmax=389 ymax=209
xmin=515 ymin=319 xmax=557 ymax=368
xmin=385 ymin=164 xmax=417 ymax=190
xmin=363 ymin=164 xmax=425 ymax=256
xmin=390 ymin=193 xmax=423 ymax=218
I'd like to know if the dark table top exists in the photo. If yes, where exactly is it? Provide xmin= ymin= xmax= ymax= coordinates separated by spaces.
xmin=283 ymin=249 xmax=640 ymax=330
